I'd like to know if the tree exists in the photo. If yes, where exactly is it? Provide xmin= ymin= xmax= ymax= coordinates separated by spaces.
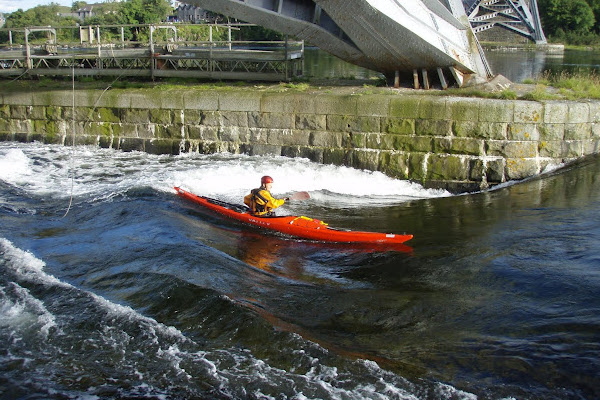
xmin=71 ymin=1 xmax=87 ymax=12
xmin=539 ymin=0 xmax=595 ymax=36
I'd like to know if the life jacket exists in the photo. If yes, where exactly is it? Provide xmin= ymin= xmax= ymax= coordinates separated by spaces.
xmin=249 ymin=188 xmax=272 ymax=216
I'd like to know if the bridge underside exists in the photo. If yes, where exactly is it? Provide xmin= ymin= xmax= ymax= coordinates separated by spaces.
xmin=186 ymin=0 xmax=493 ymax=87
xmin=466 ymin=0 xmax=546 ymax=44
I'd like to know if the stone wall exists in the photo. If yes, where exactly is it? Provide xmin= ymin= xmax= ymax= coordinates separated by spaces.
xmin=1 ymin=88 xmax=599 ymax=192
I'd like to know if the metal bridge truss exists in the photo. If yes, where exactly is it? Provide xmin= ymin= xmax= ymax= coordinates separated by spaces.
xmin=0 ymin=49 xmax=303 ymax=81
xmin=189 ymin=0 xmax=493 ymax=88
xmin=466 ymin=0 xmax=546 ymax=43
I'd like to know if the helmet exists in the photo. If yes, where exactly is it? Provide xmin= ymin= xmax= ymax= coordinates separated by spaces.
xmin=261 ymin=175 xmax=274 ymax=184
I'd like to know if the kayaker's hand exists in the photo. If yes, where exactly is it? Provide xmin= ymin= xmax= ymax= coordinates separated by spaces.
xmin=285 ymin=197 xmax=290 ymax=201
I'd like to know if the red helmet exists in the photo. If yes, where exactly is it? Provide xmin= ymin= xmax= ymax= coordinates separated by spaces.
xmin=261 ymin=175 xmax=274 ymax=184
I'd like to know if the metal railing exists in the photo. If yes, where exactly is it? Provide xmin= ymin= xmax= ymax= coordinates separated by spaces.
xmin=0 ymin=23 xmax=304 ymax=81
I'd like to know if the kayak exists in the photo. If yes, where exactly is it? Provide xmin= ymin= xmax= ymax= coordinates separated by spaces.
xmin=175 ymin=187 xmax=413 ymax=244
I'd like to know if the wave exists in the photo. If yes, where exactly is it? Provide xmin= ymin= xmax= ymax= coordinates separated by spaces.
xmin=0 ymin=143 xmax=450 ymax=208
xmin=0 ymin=237 xmax=476 ymax=399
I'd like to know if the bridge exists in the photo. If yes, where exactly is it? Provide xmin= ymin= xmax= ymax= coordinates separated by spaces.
xmin=466 ymin=0 xmax=546 ymax=44
xmin=188 ymin=0 xmax=495 ymax=88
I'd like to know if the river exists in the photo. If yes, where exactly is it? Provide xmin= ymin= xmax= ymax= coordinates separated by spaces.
xmin=1 ymin=141 xmax=599 ymax=399
xmin=305 ymin=47 xmax=600 ymax=83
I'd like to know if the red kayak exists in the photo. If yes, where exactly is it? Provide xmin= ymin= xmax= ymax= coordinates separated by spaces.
xmin=175 ymin=187 xmax=413 ymax=244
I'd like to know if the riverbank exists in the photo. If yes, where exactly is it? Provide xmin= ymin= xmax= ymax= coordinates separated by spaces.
xmin=1 ymin=81 xmax=599 ymax=192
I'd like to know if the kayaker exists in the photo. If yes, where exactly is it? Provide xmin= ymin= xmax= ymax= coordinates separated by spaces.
xmin=244 ymin=175 xmax=289 ymax=216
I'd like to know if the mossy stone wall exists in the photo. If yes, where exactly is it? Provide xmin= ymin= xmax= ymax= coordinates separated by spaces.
xmin=1 ymin=88 xmax=599 ymax=192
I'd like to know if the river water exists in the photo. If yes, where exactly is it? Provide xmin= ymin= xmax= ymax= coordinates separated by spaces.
xmin=1 ymin=141 xmax=599 ymax=399
xmin=305 ymin=47 xmax=600 ymax=83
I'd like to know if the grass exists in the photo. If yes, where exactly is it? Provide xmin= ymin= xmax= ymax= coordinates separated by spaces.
xmin=523 ymin=70 xmax=600 ymax=100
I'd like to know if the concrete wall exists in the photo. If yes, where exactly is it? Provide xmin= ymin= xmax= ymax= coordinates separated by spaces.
xmin=1 ymin=88 xmax=599 ymax=192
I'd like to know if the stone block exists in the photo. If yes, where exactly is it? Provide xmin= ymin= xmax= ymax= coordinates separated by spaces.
xmin=300 ymin=147 xmax=324 ymax=163
xmin=327 ymin=115 xmax=380 ymax=133
xmin=93 ymin=108 xmax=121 ymax=123
xmin=564 ymin=123 xmax=591 ymax=140
xmin=93 ymin=90 xmax=132 ymax=109
xmin=295 ymin=114 xmax=326 ymax=130
xmin=310 ymin=131 xmax=344 ymax=148
xmin=121 ymin=109 xmax=150 ymax=124
xmin=245 ymin=143 xmax=282 ymax=156
xmin=393 ymin=135 xmax=432 ymax=153
xmin=487 ymin=140 xmax=538 ymax=158
xmin=593 ymin=123 xmax=600 ymax=139
xmin=584 ymin=138 xmax=600 ymax=154
xmin=379 ymin=151 xmax=409 ymax=179
xmin=128 ymin=91 xmax=162 ymax=110
xmin=184 ymin=91 xmax=219 ymax=111
xmin=418 ymin=97 xmax=446 ymax=120
xmin=427 ymin=154 xmax=469 ymax=181
xmin=145 ymin=139 xmax=174 ymax=154
xmin=281 ymin=145 xmax=301 ymax=158
xmin=249 ymin=112 xmax=294 ymax=129
xmin=366 ymin=133 xmax=395 ymax=150
xmin=113 ymin=123 xmax=139 ymax=139
xmin=563 ymin=140 xmax=584 ymax=157
xmin=28 ymin=106 xmax=46 ymax=120
xmin=158 ymin=90 xmax=184 ymax=110
xmin=508 ymin=123 xmax=539 ymax=141
xmin=539 ymin=141 xmax=563 ymax=158
xmin=415 ymin=119 xmax=452 ymax=137
xmin=156 ymin=124 xmax=183 ymax=139
xmin=3 ymin=90 xmax=34 ymax=106
xmin=383 ymin=118 xmax=415 ymax=135
xmin=149 ymin=109 xmax=173 ymax=125
xmin=314 ymin=94 xmax=357 ymax=115
xmin=439 ymin=137 xmax=485 ymax=156
xmin=543 ymin=102 xmax=568 ymax=123
xmin=268 ymin=129 xmax=310 ymax=146
xmin=469 ymin=159 xmax=485 ymax=182
xmin=408 ymin=153 xmax=428 ymax=181
xmin=219 ymin=92 xmax=261 ymax=112
xmin=188 ymin=125 xmax=219 ymax=141
xmin=261 ymin=93 xmax=316 ymax=114
xmin=221 ymin=111 xmax=248 ymax=128
xmin=514 ymin=101 xmax=542 ymax=123
xmin=346 ymin=132 xmax=366 ymax=148
xmin=453 ymin=120 xmax=507 ymax=140
xmin=357 ymin=95 xmax=391 ymax=117
xmin=445 ymin=97 xmax=480 ymax=121
xmin=567 ymin=102 xmax=590 ymax=123
xmin=219 ymin=126 xmax=243 ymax=142
xmin=505 ymin=158 xmax=540 ymax=180
xmin=352 ymin=149 xmax=379 ymax=171
xmin=478 ymin=99 xmax=514 ymax=123
xmin=388 ymin=96 xmax=421 ymax=119
xmin=11 ymin=106 xmax=29 ymax=119
xmin=120 ymin=138 xmax=145 ymax=152
xmin=0 ymin=105 xmax=9 ymax=119
xmin=200 ymin=111 xmax=221 ymax=126
xmin=486 ymin=158 xmax=505 ymax=183
xmin=323 ymin=148 xmax=348 ymax=165
xmin=539 ymin=124 xmax=564 ymax=141
xmin=588 ymin=102 xmax=600 ymax=123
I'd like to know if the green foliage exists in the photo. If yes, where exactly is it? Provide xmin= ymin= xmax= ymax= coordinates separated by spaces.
xmin=539 ymin=0 xmax=595 ymax=35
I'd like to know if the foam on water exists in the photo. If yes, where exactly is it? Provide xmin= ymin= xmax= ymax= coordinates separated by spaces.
xmin=0 ymin=235 xmax=477 ymax=399
xmin=0 ymin=143 xmax=450 ymax=207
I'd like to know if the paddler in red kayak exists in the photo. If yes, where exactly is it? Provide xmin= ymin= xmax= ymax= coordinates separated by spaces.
xmin=244 ymin=175 xmax=289 ymax=216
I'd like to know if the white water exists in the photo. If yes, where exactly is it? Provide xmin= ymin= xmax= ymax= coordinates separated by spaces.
xmin=0 ymin=237 xmax=479 ymax=399
xmin=0 ymin=142 xmax=451 ymax=207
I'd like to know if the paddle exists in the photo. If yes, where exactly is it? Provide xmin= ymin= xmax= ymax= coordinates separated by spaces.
xmin=288 ymin=191 xmax=310 ymax=201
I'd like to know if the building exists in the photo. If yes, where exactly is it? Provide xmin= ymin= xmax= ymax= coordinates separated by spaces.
xmin=176 ymin=4 xmax=211 ymax=23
